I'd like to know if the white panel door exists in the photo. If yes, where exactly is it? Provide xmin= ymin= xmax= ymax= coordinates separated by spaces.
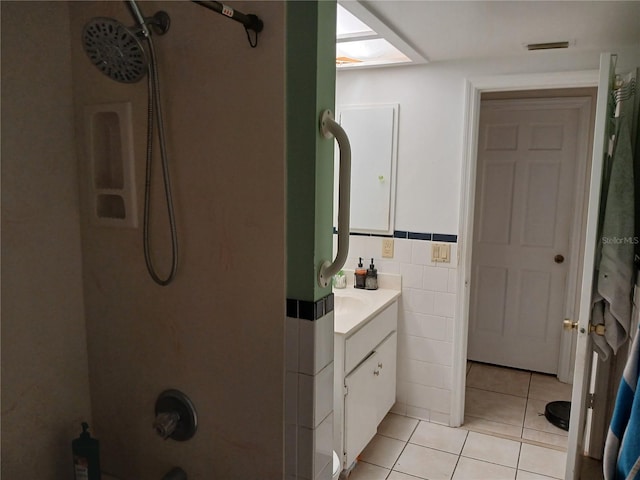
xmin=468 ymin=98 xmax=583 ymax=373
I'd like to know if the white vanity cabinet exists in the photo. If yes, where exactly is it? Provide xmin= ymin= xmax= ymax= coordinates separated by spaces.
xmin=334 ymin=299 xmax=398 ymax=471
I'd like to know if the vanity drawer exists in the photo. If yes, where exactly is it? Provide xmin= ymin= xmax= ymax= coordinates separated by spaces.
xmin=344 ymin=301 xmax=397 ymax=374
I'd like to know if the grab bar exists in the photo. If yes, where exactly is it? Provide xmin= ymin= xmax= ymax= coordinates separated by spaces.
xmin=318 ymin=110 xmax=351 ymax=288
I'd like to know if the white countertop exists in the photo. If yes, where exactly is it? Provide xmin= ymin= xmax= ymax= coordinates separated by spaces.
xmin=333 ymin=271 xmax=401 ymax=336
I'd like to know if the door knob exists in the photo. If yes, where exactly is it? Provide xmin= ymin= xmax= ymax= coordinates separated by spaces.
xmin=563 ymin=319 xmax=606 ymax=336
xmin=554 ymin=254 xmax=565 ymax=264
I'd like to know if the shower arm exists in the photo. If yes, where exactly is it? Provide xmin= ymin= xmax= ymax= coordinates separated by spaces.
xmin=126 ymin=0 xmax=150 ymax=37
xmin=191 ymin=1 xmax=263 ymax=39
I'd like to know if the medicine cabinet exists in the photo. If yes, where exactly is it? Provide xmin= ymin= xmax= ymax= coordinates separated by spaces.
xmin=335 ymin=104 xmax=398 ymax=235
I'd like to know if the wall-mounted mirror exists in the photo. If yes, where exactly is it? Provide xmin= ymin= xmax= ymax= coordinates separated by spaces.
xmin=335 ymin=104 xmax=399 ymax=234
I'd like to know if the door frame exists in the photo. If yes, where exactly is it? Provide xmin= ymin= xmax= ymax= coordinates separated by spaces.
xmin=452 ymin=70 xmax=600 ymax=428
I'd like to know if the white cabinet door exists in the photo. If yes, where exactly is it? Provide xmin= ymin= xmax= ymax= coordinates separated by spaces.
xmin=343 ymin=332 xmax=398 ymax=468
xmin=375 ymin=332 xmax=397 ymax=424
xmin=337 ymin=105 xmax=398 ymax=234
xmin=344 ymin=351 xmax=379 ymax=468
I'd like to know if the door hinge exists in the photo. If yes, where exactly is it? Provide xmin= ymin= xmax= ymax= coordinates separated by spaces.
xmin=588 ymin=393 xmax=595 ymax=409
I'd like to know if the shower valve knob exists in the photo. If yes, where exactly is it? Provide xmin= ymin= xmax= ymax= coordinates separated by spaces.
xmin=154 ymin=411 xmax=180 ymax=439
xmin=154 ymin=390 xmax=198 ymax=441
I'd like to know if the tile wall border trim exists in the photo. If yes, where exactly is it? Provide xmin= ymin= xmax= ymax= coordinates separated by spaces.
xmin=332 ymin=228 xmax=457 ymax=243
xmin=286 ymin=293 xmax=334 ymax=321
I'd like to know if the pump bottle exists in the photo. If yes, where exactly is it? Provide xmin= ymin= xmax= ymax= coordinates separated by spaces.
xmin=354 ymin=257 xmax=367 ymax=289
xmin=72 ymin=422 xmax=101 ymax=480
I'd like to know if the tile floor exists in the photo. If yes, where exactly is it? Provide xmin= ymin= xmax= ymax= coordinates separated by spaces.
xmin=464 ymin=362 xmax=572 ymax=450
xmin=345 ymin=362 xmax=580 ymax=480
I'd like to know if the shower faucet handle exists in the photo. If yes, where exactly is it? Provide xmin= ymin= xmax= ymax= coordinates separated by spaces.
xmin=153 ymin=411 xmax=180 ymax=439
xmin=154 ymin=389 xmax=198 ymax=441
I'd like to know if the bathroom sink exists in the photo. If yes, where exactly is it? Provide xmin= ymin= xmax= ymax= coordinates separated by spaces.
xmin=334 ymin=294 xmax=369 ymax=315
xmin=333 ymin=286 xmax=401 ymax=336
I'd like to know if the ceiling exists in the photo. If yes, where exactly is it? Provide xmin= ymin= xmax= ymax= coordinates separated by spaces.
xmin=349 ymin=1 xmax=640 ymax=63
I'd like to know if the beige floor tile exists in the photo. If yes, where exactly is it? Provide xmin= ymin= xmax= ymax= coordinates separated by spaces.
xmin=452 ymin=456 xmax=516 ymax=480
xmin=522 ymin=428 xmax=568 ymax=449
xmin=394 ymin=443 xmax=459 ymax=480
xmin=467 ymin=363 xmax=531 ymax=397
xmin=348 ymin=461 xmax=391 ymax=480
xmin=516 ymin=471 xmax=557 ymax=480
xmin=388 ymin=471 xmax=426 ymax=480
xmin=462 ymin=415 xmax=524 ymax=438
xmin=378 ymin=412 xmax=420 ymax=442
xmin=409 ymin=420 xmax=469 ymax=454
xmin=523 ymin=398 xmax=569 ymax=437
xmin=518 ymin=443 xmax=567 ymax=479
xmin=528 ymin=374 xmax=572 ymax=402
xmin=359 ymin=434 xmax=406 ymax=469
xmin=465 ymin=387 xmax=527 ymax=426
xmin=461 ymin=431 xmax=521 ymax=468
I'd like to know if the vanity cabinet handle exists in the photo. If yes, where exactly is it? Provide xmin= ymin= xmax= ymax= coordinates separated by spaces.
xmin=317 ymin=110 xmax=351 ymax=288
xmin=373 ymin=370 xmax=380 ymax=376
xmin=378 ymin=363 xmax=383 ymax=369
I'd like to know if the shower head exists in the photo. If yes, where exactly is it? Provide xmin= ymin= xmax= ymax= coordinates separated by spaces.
xmin=82 ymin=17 xmax=148 ymax=83
xmin=82 ymin=1 xmax=170 ymax=84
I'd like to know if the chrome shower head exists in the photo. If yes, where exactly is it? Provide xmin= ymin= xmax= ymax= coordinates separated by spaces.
xmin=82 ymin=17 xmax=147 ymax=83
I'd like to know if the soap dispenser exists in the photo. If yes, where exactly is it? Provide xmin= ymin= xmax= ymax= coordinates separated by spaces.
xmin=354 ymin=257 xmax=366 ymax=289
xmin=365 ymin=258 xmax=378 ymax=290
xmin=72 ymin=422 xmax=101 ymax=480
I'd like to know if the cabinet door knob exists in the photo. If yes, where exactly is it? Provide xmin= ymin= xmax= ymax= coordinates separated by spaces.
xmin=373 ymin=370 xmax=380 ymax=376
xmin=378 ymin=363 xmax=383 ymax=369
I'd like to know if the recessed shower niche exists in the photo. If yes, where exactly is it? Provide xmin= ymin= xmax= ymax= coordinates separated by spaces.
xmin=84 ymin=102 xmax=137 ymax=227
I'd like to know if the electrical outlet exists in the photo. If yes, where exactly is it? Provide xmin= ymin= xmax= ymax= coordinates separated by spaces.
xmin=382 ymin=238 xmax=394 ymax=258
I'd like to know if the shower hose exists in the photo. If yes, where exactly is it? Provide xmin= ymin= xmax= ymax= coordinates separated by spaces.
xmin=143 ymin=36 xmax=178 ymax=286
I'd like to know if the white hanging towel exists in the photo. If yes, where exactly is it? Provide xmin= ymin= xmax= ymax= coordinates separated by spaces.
xmin=592 ymin=115 xmax=635 ymax=360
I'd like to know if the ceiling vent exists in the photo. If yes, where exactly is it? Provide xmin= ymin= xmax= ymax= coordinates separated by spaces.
xmin=526 ymin=41 xmax=570 ymax=51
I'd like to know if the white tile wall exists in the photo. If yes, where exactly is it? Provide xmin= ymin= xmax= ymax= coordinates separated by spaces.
xmin=286 ymin=307 xmax=335 ymax=479
xmin=298 ymin=363 xmax=334 ymax=428
xmin=299 ymin=312 xmax=334 ymax=376
xmin=401 ymin=312 xmax=449 ymax=340
xmin=286 ymin=317 xmax=300 ymax=371
xmin=340 ymin=234 xmax=458 ymax=424
xmin=423 ymin=266 xmax=449 ymax=292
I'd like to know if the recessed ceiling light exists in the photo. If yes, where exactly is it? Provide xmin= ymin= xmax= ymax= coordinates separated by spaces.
xmin=336 ymin=38 xmax=411 ymax=67
xmin=336 ymin=2 xmax=424 ymax=69
xmin=336 ymin=56 xmax=364 ymax=65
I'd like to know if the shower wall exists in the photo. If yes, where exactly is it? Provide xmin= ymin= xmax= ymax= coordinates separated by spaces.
xmin=1 ymin=2 xmax=92 ymax=478
xmin=69 ymin=2 xmax=286 ymax=478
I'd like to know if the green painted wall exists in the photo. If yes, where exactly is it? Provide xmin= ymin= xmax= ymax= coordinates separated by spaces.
xmin=286 ymin=0 xmax=337 ymax=302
